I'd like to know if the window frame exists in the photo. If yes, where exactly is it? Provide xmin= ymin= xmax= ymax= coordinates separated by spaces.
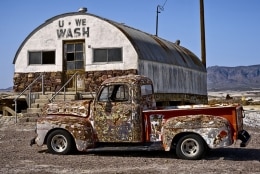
xmin=93 ymin=47 xmax=123 ymax=63
xmin=28 ymin=50 xmax=56 ymax=65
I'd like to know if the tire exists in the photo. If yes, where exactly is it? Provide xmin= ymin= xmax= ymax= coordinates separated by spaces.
xmin=47 ymin=130 xmax=73 ymax=155
xmin=176 ymin=134 xmax=206 ymax=160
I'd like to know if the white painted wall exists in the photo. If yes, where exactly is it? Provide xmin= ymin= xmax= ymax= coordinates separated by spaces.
xmin=14 ymin=14 xmax=138 ymax=73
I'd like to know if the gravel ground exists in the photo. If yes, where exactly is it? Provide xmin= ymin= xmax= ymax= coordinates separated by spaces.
xmin=0 ymin=115 xmax=260 ymax=174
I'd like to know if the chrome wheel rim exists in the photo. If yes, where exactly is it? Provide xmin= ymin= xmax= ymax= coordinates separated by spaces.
xmin=181 ymin=138 xmax=199 ymax=157
xmin=51 ymin=134 xmax=68 ymax=153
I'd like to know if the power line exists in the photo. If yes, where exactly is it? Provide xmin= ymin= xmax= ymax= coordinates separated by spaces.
xmin=162 ymin=0 xmax=168 ymax=9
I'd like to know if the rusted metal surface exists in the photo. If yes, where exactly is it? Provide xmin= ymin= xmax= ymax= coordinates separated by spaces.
xmin=35 ymin=75 xmax=156 ymax=148
xmin=36 ymin=100 xmax=95 ymax=151
xmin=41 ymin=100 xmax=92 ymax=117
xmin=161 ymin=115 xmax=232 ymax=151
xmin=33 ymin=75 xmax=250 ymax=155
xmin=93 ymin=101 xmax=134 ymax=142
xmin=93 ymin=75 xmax=155 ymax=142
xmin=100 ymin=75 xmax=153 ymax=86
xmin=36 ymin=115 xmax=95 ymax=151
xmin=148 ymin=114 xmax=164 ymax=142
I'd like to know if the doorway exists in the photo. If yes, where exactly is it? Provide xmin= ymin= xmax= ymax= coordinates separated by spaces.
xmin=63 ymin=40 xmax=85 ymax=91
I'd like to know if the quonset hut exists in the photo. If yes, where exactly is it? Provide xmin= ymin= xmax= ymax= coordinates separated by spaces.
xmin=13 ymin=8 xmax=207 ymax=105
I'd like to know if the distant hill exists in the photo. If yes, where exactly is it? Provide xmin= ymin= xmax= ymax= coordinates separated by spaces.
xmin=0 ymin=87 xmax=13 ymax=92
xmin=207 ymin=65 xmax=260 ymax=91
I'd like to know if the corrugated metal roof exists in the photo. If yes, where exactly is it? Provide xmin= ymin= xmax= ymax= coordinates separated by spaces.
xmin=112 ymin=23 xmax=205 ymax=72
xmin=13 ymin=12 xmax=206 ymax=72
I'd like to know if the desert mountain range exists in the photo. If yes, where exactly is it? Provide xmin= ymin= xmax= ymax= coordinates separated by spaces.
xmin=207 ymin=64 xmax=260 ymax=91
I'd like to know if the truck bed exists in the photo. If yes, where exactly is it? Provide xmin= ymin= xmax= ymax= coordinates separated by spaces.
xmin=143 ymin=104 xmax=244 ymax=141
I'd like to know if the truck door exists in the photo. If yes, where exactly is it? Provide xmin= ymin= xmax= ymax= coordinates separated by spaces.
xmin=93 ymin=84 xmax=133 ymax=142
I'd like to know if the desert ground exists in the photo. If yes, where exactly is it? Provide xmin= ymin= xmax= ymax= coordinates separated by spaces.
xmin=0 ymin=91 xmax=259 ymax=174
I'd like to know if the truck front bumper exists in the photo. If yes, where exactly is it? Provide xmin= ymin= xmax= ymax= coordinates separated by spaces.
xmin=238 ymin=130 xmax=251 ymax=147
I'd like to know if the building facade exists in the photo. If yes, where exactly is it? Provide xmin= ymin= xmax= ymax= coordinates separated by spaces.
xmin=13 ymin=8 xmax=207 ymax=105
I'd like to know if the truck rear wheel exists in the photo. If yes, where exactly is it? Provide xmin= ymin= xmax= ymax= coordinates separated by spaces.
xmin=47 ymin=130 xmax=73 ymax=155
xmin=176 ymin=134 xmax=206 ymax=160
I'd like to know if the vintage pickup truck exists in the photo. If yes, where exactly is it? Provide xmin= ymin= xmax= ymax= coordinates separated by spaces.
xmin=30 ymin=75 xmax=251 ymax=160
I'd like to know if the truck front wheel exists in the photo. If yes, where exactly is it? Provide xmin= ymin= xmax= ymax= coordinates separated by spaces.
xmin=47 ymin=130 xmax=74 ymax=155
xmin=176 ymin=134 xmax=206 ymax=160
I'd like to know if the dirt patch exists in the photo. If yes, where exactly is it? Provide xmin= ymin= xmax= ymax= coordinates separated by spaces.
xmin=0 ymin=117 xmax=259 ymax=174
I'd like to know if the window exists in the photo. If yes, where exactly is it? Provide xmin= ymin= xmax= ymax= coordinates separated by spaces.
xmin=99 ymin=86 xmax=114 ymax=102
xmin=141 ymin=85 xmax=153 ymax=96
xmin=98 ymin=84 xmax=129 ymax=102
xmin=64 ymin=42 xmax=84 ymax=70
xmin=93 ymin=48 xmax=122 ymax=63
xmin=28 ymin=51 xmax=55 ymax=65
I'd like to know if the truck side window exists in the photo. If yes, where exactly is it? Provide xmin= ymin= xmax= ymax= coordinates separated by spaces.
xmin=98 ymin=86 xmax=114 ymax=102
xmin=114 ymin=85 xmax=129 ymax=101
xmin=141 ymin=85 xmax=153 ymax=96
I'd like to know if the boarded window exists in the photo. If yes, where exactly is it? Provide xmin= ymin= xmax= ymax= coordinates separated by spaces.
xmin=29 ymin=51 xmax=55 ymax=65
xmin=93 ymin=48 xmax=122 ymax=63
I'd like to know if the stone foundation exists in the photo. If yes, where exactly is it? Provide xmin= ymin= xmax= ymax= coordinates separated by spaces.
xmin=13 ymin=72 xmax=63 ymax=92
xmin=13 ymin=69 xmax=207 ymax=104
xmin=13 ymin=69 xmax=138 ymax=93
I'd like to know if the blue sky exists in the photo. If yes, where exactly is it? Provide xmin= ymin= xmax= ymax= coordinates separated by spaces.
xmin=0 ymin=0 xmax=260 ymax=88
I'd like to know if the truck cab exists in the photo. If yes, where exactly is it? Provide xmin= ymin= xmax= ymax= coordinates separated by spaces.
xmin=92 ymin=75 xmax=155 ymax=143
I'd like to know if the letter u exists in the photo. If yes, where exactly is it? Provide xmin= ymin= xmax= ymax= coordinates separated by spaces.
xmin=58 ymin=20 xmax=64 ymax=27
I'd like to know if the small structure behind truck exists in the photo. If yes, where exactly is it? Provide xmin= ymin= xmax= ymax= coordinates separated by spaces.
xmin=31 ymin=75 xmax=251 ymax=160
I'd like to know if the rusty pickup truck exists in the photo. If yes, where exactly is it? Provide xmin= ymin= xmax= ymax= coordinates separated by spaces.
xmin=31 ymin=75 xmax=251 ymax=160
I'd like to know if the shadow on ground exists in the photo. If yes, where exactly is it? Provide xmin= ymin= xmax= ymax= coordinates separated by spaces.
xmin=38 ymin=147 xmax=260 ymax=161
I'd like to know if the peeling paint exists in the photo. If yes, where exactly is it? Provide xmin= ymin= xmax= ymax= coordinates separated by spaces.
xmin=36 ymin=115 xmax=95 ymax=151
xmin=162 ymin=115 xmax=232 ymax=151
xmin=33 ymin=75 xmax=250 ymax=155
xmin=93 ymin=75 xmax=155 ymax=142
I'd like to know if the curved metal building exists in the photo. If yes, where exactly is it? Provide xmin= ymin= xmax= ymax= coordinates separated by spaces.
xmin=13 ymin=9 xmax=207 ymax=105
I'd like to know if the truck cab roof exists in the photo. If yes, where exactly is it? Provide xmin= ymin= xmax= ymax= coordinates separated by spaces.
xmin=101 ymin=75 xmax=153 ymax=86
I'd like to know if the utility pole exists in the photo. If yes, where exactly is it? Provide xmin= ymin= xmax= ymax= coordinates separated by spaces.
xmin=155 ymin=0 xmax=167 ymax=36
xmin=200 ymin=0 xmax=206 ymax=67
xmin=156 ymin=5 xmax=163 ymax=36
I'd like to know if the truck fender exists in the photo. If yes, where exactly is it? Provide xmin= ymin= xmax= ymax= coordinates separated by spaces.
xmin=161 ymin=115 xmax=233 ymax=151
xmin=35 ymin=115 xmax=95 ymax=151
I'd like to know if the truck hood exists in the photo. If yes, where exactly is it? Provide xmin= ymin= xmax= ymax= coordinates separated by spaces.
xmin=41 ymin=100 xmax=93 ymax=118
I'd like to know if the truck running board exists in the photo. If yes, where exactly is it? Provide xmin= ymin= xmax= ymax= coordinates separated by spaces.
xmin=86 ymin=143 xmax=164 ymax=152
